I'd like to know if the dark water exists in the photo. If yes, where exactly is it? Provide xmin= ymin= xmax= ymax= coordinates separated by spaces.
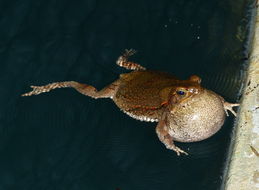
xmin=0 ymin=0 xmax=256 ymax=189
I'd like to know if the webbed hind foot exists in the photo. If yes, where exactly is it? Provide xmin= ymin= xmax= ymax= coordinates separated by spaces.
xmin=116 ymin=49 xmax=146 ymax=71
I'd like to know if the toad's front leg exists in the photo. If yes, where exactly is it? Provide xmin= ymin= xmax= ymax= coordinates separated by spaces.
xmin=21 ymin=80 xmax=120 ymax=99
xmin=223 ymin=101 xmax=240 ymax=117
xmin=155 ymin=119 xmax=188 ymax=156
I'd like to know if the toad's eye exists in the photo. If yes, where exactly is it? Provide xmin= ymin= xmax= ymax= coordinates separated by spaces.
xmin=177 ymin=90 xmax=185 ymax=96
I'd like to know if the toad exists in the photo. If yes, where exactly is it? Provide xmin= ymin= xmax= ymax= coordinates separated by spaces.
xmin=22 ymin=49 xmax=239 ymax=155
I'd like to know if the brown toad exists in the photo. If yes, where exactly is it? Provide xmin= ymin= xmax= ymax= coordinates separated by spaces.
xmin=22 ymin=49 xmax=239 ymax=156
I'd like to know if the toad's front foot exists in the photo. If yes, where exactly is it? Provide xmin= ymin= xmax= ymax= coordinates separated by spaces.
xmin=165 ymin=141 xmax=188 ymax=156
xmin=223 ymin=102 xmax=240 ymax=117
xmin=156 ymin=120 xmax=188 ymax=156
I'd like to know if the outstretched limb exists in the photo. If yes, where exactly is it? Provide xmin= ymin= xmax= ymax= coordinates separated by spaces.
xmin=21 ymin=80 xmax=120 ymax=99
xmin=223 ymin=101 xmax=240 ymax=117
xmin=155 ymin=119 xmax=188 ymax=156
xmin=116 ymin=49 xmax=146 ymax=71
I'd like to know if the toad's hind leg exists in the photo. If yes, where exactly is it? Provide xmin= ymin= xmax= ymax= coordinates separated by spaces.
xmin=116 ymin=49 xmax=146 ymax=71
xmin=21 ymin=80 xmax=120 ymax=99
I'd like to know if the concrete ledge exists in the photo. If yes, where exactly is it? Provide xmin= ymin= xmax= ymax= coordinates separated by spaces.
xmin=224 ymin=7 xmax=259 ymax=190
